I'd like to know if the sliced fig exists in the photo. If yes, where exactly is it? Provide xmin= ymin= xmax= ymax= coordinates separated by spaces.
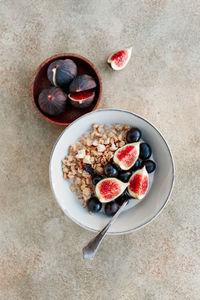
xmin=95 ymin=178 xmax=128 ymax=203
xmin=128 ymin=166 xmax=149 ymax=200
xmin=113 ymin=142 xmax=140 ymax=170
xmin=107 ymin=46 xmax=133 ymax=71
xmin=68 ymin=90 xmax=95 ymax=108
xmin=69 ymin=74 xmax=96 ymax=93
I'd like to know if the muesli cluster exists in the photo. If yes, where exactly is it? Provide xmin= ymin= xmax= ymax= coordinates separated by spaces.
xmin=62 ymin=124 xmax=131 ymax=206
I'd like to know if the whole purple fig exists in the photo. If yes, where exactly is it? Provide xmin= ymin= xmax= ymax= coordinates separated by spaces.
xmin=38 ymin=87 xmax=67 ymax=116
xmin=47 ymin=59 xmax=77 ymax=88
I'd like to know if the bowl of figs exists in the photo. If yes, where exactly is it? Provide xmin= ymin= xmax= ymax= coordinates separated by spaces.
xmin=30 ymin=53 xmax=103 ymax=126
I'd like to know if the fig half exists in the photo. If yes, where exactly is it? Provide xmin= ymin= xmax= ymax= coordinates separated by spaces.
xmin=128 ymin=166 xmax=149 ymax=200
xmin=68 ymin=90 xmax=95 ymax=108
xmin=96 ymin=178 xmax=128 ymax=203
xmin=107 ymin=46 xmax=133 ymax=71
xmin=69 ymin=74 xmax=96 ymax=93
xmin=113 ymin=142 xmax=140 ymax=170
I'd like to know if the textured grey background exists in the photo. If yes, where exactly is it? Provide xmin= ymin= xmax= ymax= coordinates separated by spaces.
xmin=0 ymin=0 xmax=200 ymax=299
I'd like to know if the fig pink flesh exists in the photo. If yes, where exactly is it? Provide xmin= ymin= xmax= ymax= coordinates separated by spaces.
xmin=110 ymin=50 xmax=128 ymax=67
xmin=69 ymin=90 xmax=94 ymax=101
xmin=129 ymin=174 xmax=148 ymax=195
xmin=117 ymin=145 xmax=137 ymax=168
xmin=99 ymin=180 xmax=121 ymax=200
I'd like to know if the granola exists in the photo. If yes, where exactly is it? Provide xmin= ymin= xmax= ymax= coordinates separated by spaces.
xmin=62 ymin=124 xmax=130 ymax=206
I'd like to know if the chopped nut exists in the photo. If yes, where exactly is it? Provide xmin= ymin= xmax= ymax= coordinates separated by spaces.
xmin=94 ymin=132 xmax=103 ymax=138
xmin=83 ymin=155 xmax=91 ymax=164
xmin=75 ymin=149 xmax=86 ymax=159
xmin=114 ymin=124 xmax=123 ymax=131
xmin=108 ymin=132 xmax=114 ymax=138
xmin=70 ymin=184 xmax=76 ymax=192
xmin=68 ymin=173 xmax=74 ymax=179
xmin=119 ymin=141 xmax=125 ymax=147
xmin=123 ymin=125 xmax=131 ymax=131
xmin=96 ymin=166 xmax=104 ymax=174
xmin=113 ymin=135 xmax=119 ymax=142
xmin=97 ymin=125 xmax=103 ymax=133
xmin=82 ymin=200 xmax=87 ymax=207
xmin=110 ymin=143 xmax=118 ymax=151
xmin=118 ymin=133 xmax=123 ymax=141
xmin=104 ymin=137 xmax=110 ymax=145
xmin=86 ymin=177 xmax=90 ymax=185
xmin=93 ymin=124 xmax=99 ymax=130
xmin=86 ymin=139 xmax=93 ymax=146
xmin=75 ymin=177 xmax=81 ymax=185
xmin=81 ymin=184 xmax=86 ymax=191
xmin=82 ymin=171 xmax=89 ymax=178
xmin=92 ymin=139 xmax=98 ymax=146
xmin=63 ymin=173 xmax=68 ymax=179
xmin=97 ymin=144 xmax=106 ymax=152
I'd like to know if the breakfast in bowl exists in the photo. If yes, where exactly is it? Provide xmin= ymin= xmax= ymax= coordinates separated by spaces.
xmin=49 ymin=109 xmax=174 ymax=234
xmin=62 ymin=123 xmax=156 ymax=217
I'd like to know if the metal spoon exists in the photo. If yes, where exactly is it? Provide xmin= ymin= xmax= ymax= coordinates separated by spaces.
xmin=82 ymin=200 xmax=128 ymax=260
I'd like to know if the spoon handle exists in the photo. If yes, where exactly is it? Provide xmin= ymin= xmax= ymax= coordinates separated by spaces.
xmin=82 ymin=200 xmax=128 ymax=260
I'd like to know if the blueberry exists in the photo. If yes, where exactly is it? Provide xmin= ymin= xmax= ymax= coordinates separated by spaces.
xmin=118 ymin=171 xmax=132 ymax=182
xmin=126 ymin=127 xmax=141 ymax=143
xmin=87 ymin=197 xmax=102 ymax=213
xmin=131 ymin=159 xmax=141 ymax=171
xmin=104 ymin=163 xmax=118 ymax=177
xmin=104 ymin=202 xmax=119 ymax=217
xmin=92 ymin=174 xmax=103 ymax=185
xmin=139 ymin=143 xmax=152 ymax=160
xmin=83 ymin=163 xmax=95 ymax=175
xmin=115 ymin=189 xmax=131 ymax=206
xmin=141 ymin=160 xmax=156 ymax=173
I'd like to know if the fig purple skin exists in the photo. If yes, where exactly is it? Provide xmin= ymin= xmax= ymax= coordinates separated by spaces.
xmin=69 ymin=74 xmax=96 ymax=93
xmin=38 ymin=87 xmax=67 ymax=116
xmin=56 ymin=59 xmax=77 ymax=87
xmin=47 ymin=59 xmax=77 ymax=88
xmin=47 ymin=60 xmax=63 ymax=85
xmin=68 ymin=90 xmax=95 ymax=108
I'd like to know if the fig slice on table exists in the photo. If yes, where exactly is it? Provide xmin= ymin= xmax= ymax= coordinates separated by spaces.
xmin=68 ymin=90 xmax=95 ymax=108
xmin=95 ymin=178 xmax=128 ymax=203
xmin=107 ymin=46 xmax=133 ymax=71
xmin=113 ymin=142 xmax=140 ymax=170
xmin=128 ymin=166 xmax=149 ymax=200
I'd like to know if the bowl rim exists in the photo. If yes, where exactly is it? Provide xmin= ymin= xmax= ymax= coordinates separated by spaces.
xmin=49 ymin=109 xmax=175 ymax=235
xmin=30 ymin=53 xmax=103 ymax=126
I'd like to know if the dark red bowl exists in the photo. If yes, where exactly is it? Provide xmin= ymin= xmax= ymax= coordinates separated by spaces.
xmin=30 ymin=53 xmax=103 ymax=126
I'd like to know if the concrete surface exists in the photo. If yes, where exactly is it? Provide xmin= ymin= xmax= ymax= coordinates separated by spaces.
xmin=0 ymin=0 xmax=200 ymax=299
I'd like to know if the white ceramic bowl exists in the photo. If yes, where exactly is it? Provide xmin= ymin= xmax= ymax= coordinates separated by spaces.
xmin=49 ymin=109 xmax=174 ymax=234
